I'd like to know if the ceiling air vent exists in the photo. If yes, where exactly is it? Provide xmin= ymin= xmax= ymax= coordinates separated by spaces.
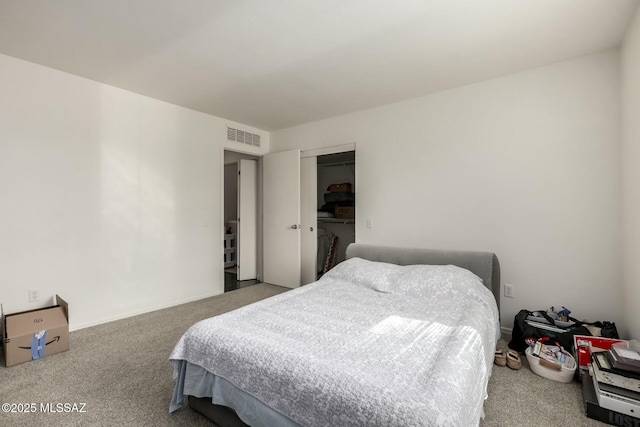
xmin=227 ymin=127 xmax=261 ymax=147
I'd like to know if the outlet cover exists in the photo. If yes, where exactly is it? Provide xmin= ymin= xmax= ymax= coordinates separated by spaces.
xmin=504 ymin=284 xmax=514 ymax=298
xmin=28 ymin=288 xmax=40 ymax=303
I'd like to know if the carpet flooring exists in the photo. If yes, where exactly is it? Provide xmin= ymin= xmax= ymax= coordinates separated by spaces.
xmin=0 ymin=284 xmax=608 ymax=426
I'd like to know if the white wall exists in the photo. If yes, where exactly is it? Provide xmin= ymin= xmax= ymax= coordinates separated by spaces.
xmin=272 ymin=51 xmax=623 ymax=333
xmin=0 ymin=54 xmax=268 ymax=330
xmin=622 ymin=7 xmax=640 ymax=340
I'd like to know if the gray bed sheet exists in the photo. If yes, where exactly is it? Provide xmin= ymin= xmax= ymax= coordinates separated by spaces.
xmin=170 ymin=255 xmax=500 ymax=426
xmin=171 ymin=360 xmax=299 ymax=427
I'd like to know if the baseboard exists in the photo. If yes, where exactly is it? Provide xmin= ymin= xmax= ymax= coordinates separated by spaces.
xmin=69 ymin=291 xmax=221 ymax=332
xmin=500 ymin=326 xmax=513 ymax=338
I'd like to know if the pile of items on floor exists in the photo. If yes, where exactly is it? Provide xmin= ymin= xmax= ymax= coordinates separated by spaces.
xmin=505 ymin=306 xmax=640 ymax=426
xmin=578 ymin=336 xmax=640 ymax=426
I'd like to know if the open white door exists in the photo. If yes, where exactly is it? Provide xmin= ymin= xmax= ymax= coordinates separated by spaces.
xmin=237 ymin=159 xmax=257 ymax=281
xmin=263 ymin=149 xmax=301 ymax=288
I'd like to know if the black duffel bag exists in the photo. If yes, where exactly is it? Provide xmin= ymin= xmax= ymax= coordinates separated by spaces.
xmin=508 ymin=309 xmax=552 ymax=353
xmin=508 ymin=309 xmax=620 ymax=353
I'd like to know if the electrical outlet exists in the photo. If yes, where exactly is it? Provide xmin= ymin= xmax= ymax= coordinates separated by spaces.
xmin=366 ymin=218 xmax=373 ymax=228
xmin=28 ymin=288 xmax=40 ymax=303
xmin=504 ymin=284 xmax=514 ymax=298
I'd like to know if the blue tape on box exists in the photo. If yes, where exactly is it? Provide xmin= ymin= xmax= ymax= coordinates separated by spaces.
xmin=31 ymin=330 xmax=46 ymax=360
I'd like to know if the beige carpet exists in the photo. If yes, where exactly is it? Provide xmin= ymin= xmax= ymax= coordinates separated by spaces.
xmin=482 ymin=337 xmax=607 ymax=426
xmin=0 ymin=284 xmax=607 ymax=426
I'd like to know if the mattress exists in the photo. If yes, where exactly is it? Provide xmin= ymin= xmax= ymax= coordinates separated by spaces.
xmin=170 ymin=256 xmax=500 ymax=426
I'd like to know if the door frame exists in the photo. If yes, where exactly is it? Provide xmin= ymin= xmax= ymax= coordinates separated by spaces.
xmin=300 ymin=143 xmax=356 ymax=282
xmin=300 ymin=143 xmax=356 ymax=160
xmin=237 ymin=159 xmax=258 ymax=280
xmin=220 ymin=142 xmax=356 ymax=292
xmin=221 ymin=146 xmax=263 ymax=292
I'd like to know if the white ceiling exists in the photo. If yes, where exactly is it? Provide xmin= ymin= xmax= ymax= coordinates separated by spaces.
xmin=0 ymin=0 xmax=638 ymax=131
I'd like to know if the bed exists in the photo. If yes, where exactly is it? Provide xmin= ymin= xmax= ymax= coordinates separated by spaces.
xmin=169 ymin=243 xmax=501 ymax=426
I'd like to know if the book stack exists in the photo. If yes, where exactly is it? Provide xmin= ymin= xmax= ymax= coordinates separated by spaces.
xmin=583 ymin=345 xmax=640 ymax=425
xmin=574 ymin=335 xmax=628 ymax=377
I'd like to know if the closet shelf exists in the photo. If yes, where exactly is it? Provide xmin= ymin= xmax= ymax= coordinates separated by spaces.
xmin=318 ymin=218 xmax=355 ymax=224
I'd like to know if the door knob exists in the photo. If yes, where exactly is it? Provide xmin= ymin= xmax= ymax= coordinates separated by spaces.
xmin=291 ymin=224 xmax=301 ymax=229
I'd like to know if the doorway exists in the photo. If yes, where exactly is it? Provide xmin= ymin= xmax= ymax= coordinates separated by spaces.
xmin=315 ymin=151 xmax=356 ymax=280
xmin=262 ymin=145 xmax=356 ymax=288
xmin=223 ymin=150 xmax=260 ymax=292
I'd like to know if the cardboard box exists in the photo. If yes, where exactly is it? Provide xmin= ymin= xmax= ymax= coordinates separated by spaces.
xmin=335 ymin=206 xmax=355 ymax=219
xmin=2 ymin=295 xmax=69 ymax=367
xmin=327 ymin=183 xmax=352 ymax=193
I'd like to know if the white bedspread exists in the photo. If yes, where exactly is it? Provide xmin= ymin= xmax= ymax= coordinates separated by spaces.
xmin=170 ymin=257 xmax=500 ymax=427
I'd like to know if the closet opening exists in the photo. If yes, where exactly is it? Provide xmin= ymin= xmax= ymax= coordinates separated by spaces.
xmin=315 ymin=151 xmax=355 ymax=280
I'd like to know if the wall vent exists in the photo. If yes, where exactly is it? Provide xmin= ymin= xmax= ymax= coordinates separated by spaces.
xmin=227 ymin=127 xmax=261 ymax=147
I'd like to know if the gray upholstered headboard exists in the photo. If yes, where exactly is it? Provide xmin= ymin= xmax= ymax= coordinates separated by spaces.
xmin=345 ymin=243 xmax=501 ymax=312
